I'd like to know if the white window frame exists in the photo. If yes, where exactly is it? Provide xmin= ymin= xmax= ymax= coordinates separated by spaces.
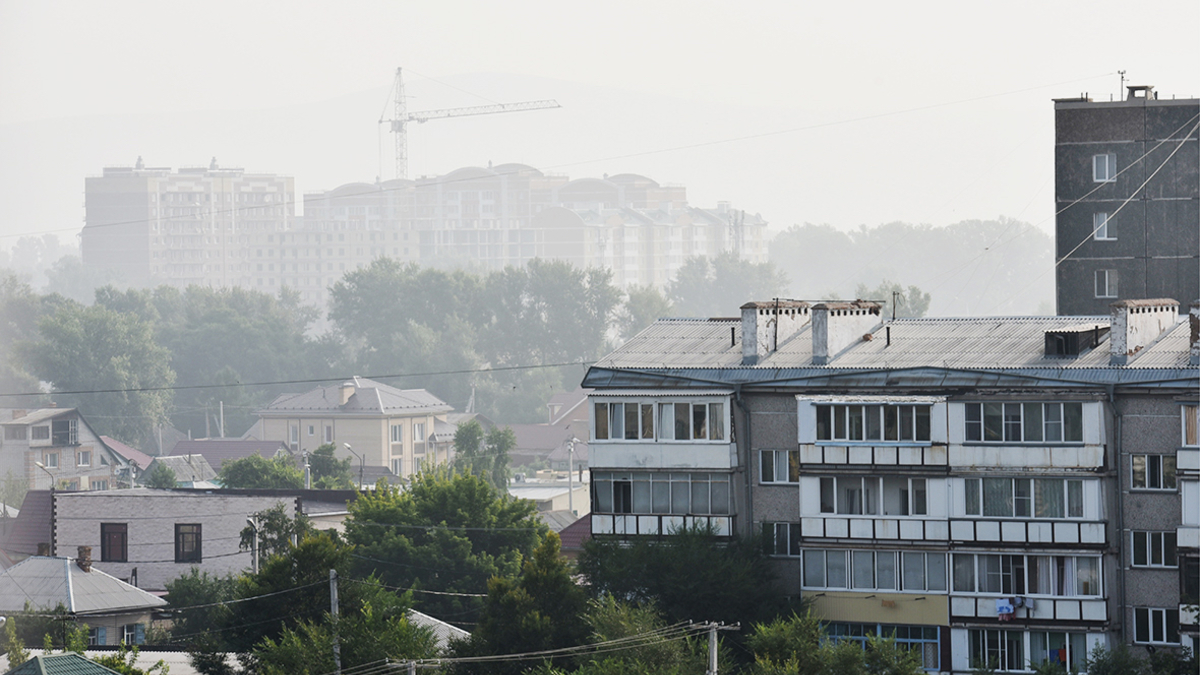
xmin=390 ymin=423 xmax=403 ymax=444
xmin=1095 ymin=269 xmax=1118 ymax=298
xmin=969 ymin=629 xmax=1025 ymax=672
xmin=1093 ymin=153 xmax=1117 ymax=182
xmin=819 ymin=476 xmax=929 ymax=517
xmin=1092 ymin=212 xmax=1114 ymax=240
xmin=1133 ymin=607 xmax=1179 ymax=644
xmin=760 ymin=449 xmax=799 ymax=484
xmin=964 ymin=477 xmax=1084 ymax=519
xmin=952 ymin=553 xmax=1102 ymax=597
xmin=591 ymin=470 xmax=730 ymax=516
xmin=963 ymin=402 xmax=1084 ymax=443
xmin=77 ymin=450 xmax=90 ymax=467
xmin=801 ymin=548 xmax=946 ymax=592
xmin=44 ymin=452 xmax=58 ymax=468
xmin=1132 ymin=531 xmax=1177 ymax=568
xmin=1131 ymin=454 xmax=1177 ymax=490
xmin=592 ymin=398 xmax=728 ymax=443
xmin=762 ymin=522 xmax=801 ymax=557
xmin=815 ymin=403 xmax=931 ymax=443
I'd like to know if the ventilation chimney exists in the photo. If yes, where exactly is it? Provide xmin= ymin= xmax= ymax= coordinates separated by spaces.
xmin=339 ymin=381 xmax=356 ymax=405
xmin=12 ymin=410 xmax=25 ymax=419
xmin=1190 ymin=301 xmax=1199 ymax=366
xmin=77 ymin=546 xmax=93 ymax=572
xmin=740 ymin=300 xmax=810 ymax=365
xmin=1109 ymin=299 xmax=1179 ymax=365
xmin=37 ymin=542 xmax=51 ymax=556
xmin=812 ymin=301 xmax=883 ymax=365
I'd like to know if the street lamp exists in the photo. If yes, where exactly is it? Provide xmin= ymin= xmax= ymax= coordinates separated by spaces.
xmin=566 ymin=438 xmax=581 ymax=516
xmin=343 ymin=443 xmax=364 ymax=490
xmin=34 ymin=461 xmax=55 ymax=493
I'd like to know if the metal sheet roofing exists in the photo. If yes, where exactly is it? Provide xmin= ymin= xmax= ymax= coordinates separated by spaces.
xmin=259 ymin=377 xmax=452 ymax=415
xmin=0 ymin=556 xmax=167 ymax=615
xmin=4 ymin=653 xmax=122 ymax=675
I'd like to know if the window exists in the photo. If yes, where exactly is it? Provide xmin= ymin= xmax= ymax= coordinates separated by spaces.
xmin=31 ymin=425 xmax=49 ymax=440
xmin=1183 ymin=405 xmax=1198 ymax=446
xmin=391 ymin=459 xmax=403 ymax=476
xmin=593 ymin=400 xmax=725 ymax=442
xmin=820 ymin=476 xmax=929 ymax=516
xmin=77 ymin=450 xmax=90 ymax=467
xmin=1131 ymin=454 xmax=1176 ymax=490
xmin=964 ymin=402 xmax=1083 ymax=443
xmin=816 ymin=404 xmax=931 ymax=442
xmin=324 ymin=426 xmax=332 ymax=443
xmin=51 ymin=419 xmax=78 ymax=445
xmin=1093 ymin=212 xmax=1114 ymax=240
xmin=289 ymin=425 xmax=298 ymax=444
xmin=591 ymin=471 xmax=730 ymax=516
xmin=760 ymin=449 xmax=799 ymax=484
xmin=175 ymin=524 xmax=202 ymax=563
xmin=963 ymin=478 xmax=1084 ymax=518
xmin=1095 ymin=269 xmax=1118 ymax=298
xmin=1132 ymin=531 xmax=1177 ymax=567
xmin=802 ymin=549 xmax=945 ymax=591
xmin=390 ymin=423 xmax=403 ymax=444
xmin=307 ymin=425 xmax=314 ymax=436
xmin=1029 ymin=632 xmax=1088 ymax=673
xmin=101 ymin=523 xmax=128 ymax=562
xmin=43 ymin=452 xmax=58 ymax=468
xmin=91 ymin=480 xmax=108 ymax=491
xmin=89 ymin=627 xmax=107 ymax=646
xmin=970 ymin=629 xmax=1024 ymax=671
xmin=4 ymin=427 xmax=25 ymax=440
xmin=762 ymin=522 xmax=801 ymax=557
xmin=952 ymin=554 xmax=1101 ymax=596
xmin=1093 ymin=153 xmax=1117 ymax=182
xmin=1133 ymin=608 xmax=1179 ymax=644
xmin=827 ymin=624 xmax=940 ymax=671
xmin=122 ymin=623 xmax=145 ymax=646
xmin=412 ymin=423 xmax=426 ymax=455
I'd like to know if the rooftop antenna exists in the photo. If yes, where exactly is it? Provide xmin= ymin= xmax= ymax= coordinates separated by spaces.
xmin=1119 ymin=70 xmax=1126 ymax=97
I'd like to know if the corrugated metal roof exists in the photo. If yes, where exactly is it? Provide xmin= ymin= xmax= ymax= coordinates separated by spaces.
xmin=4 ymin=653 xmax=122 ymax=675
xmin=260 ymin=377 xmax=452 ymax=415
xmin=0 ymin=556 xmax=167 ymax=614
xmin=409 ymin=609 xmax=469 ymax=650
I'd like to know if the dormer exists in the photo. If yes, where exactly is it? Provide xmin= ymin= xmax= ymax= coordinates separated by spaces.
xmin=1044 ymin=324 xmax=1109 ymax=358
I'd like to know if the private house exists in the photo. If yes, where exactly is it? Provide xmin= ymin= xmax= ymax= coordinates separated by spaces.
xmin=0 ymin=549 xmax=167 ymax=646
xmin=244 ymin=377 xmax=453 ymax=480
xmin=0 ymin=408 xmax=130 ymax=492
xmin=141 ymin=454 xmax=218 ymax=486
xmin=168 ymin=439 xmax=291 ymax=471
xmin=583 ymin=298 xmax=1200 ymax=670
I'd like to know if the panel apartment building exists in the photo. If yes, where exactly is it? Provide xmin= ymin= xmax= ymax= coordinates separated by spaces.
xmin=82 ymin=161 xmax=767 ymax=305
xmin=1054 ymin=85 xmax=1199 ymax=315
xmin=582 ymin=298 xmax=1200 ymax=672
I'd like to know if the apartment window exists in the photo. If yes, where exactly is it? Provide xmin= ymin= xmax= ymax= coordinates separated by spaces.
xmin=802 ymin=549 xmax=946 ymax=592
xmin=1131 ymin=454 xmax=1176 ymax=490
xmin=391 ymin=459 xmax=402 ymax=476
xmin=4 ymin=427 xmax=25 ymax=440
xmin=952 ymin=553 xmax=1100 ymax=596
xmin=1095 ymin=269 xmax=1118 ymax=298
xmin=412 ymin=423 xmax=426 ymax=455
xmin=1093 ymin=212 xmax=1114 ymax=240
xmin=1183 ymin=404 xmax=1198 ymax=446
xmin=101 ymin=523 xmax=128 ymax=562
xmin=43 ymin=452 xmax=58 ymax=468
xmin=391 ymin=423 xmax=403 ymax=444
xmin=964 ymin=477 xmax=1083 ymax=518
xmin=31 ymin=425 xmax=49 ymax=440
xmin=593 ymin=400 xmax=725 ymax=442
xmin=52 ymin=419 xmax=78 ymax=445
xmin=307 ymin=425 xmax=314 ymax=436
xmin=760 ymin=449 xmax=799 ymax=484
xmin=77 ymin=450 xmax=90 ymax=467
xmin=816 ymin=404 xmax=930 ymax=442
xmin=91 ymin=480 xmax=108 ymax=491
xmin=964 ymin=402 xmax=1083 ymax=443
xmin=1029 ymin=632 xmax=1088 ymax=673
xmin=827 ymin=624 xmax=940 ymax=671
xmin=324 ymin=426 xmax=333 ymax=443
xmin=1133 ymin=608 xmax=1179 ymax=644
xmin=122 ymin=623 xmax=145 ymax=646
xmin=289 ymin=425 xmax=298 ymax=443
xmin=969 ymin=629 xmax=1024 ymax=672
xmin=175 ymin=524 xmax=202 ymax=563
xmin=819 ymin=476 xmax=928 ymax=516
xmin=1093 ymin=153 xmax=1117 ymax=182
xmin=761 ymin=522 xmax=801 ymax=557
xmin=592 ymin=471 xmax=730 ymax=516
xmin=1132 ymin=531 xmax=1177 ymax=567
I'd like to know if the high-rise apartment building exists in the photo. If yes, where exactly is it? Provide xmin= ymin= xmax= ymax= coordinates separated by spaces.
xmin=1054 ymin=85 xmax=1199 ymax=315
xmin=81 ymin=158 xmax=294 ymax=290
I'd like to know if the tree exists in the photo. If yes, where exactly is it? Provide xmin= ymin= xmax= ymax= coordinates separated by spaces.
xmin=345 ymin=468 xmax=547 ymax=624
xmin=577 ymin=525 xmax=784 ymax=635
xmin=142 ymin=462 xmax=178 ymax=488
xmin=0 ymin=272 xmax=44 ymax=405
xmin=853 ymin=280 xmax=931 ymax=318
xmin=667 ymin=251 xmax=789 ymax=318
xmin=307 ymin=443 xmax=353 ymax=489
xmin=617 ymin=284 xmax=673 ymax=343
xmin=452 ymin=421 xmax=514 ymax=491
xmin=218 ymin=454 xmax=304 ymax=489
xmin=24 ymin=302 xmax=174 ymax=448
xmin=744 ymin=612 xmax=923 ymax=675
xmin=90 ymin=643 xmax=170 ymax=675
xmin=448 ymin=533 xmax=589 ymax=675
xmin=240 ymin=502 xmax=313 ymax=561
xmin=2 ymin=614 xmax=29 ymax=667
xmin=162 ymin=567 xmax=238 ymax=644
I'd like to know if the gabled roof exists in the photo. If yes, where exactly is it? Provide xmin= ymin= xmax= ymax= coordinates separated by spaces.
xmin=1 ymin=408 xmax=76 ymax=426
xmin=100 ymin=437 xmax=153 ymax=471
xmin=1 ymin=491 xmax=53 ymax=557
xmin=259 ymin=377 xmax=452 ymax=416
xmin=408 ymin=609 xmax=469 ymax=650
xmin=4 ymin=653 xmax=122 ymax=675
xmin=144 ymin=455 xmax=217 ymax=483
xmin=169 ymin=440 xmax=290 ymax=469
xmin=557 ymin=516 xmax=591 ymax=553
xmin=0 ymin=556 xmax=167 ymax=615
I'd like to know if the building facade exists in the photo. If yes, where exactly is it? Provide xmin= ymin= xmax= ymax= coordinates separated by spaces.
xmin=583 ymin=298 xmax=1200 ymax=671
xmin=1054 ymin=86 xmax=1199 ymax=315
xmin=0 ymin=408 xmax=130 ymax=491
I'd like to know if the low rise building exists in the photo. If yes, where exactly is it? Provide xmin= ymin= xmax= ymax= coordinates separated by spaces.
xmin=0 ymin=408 xmax=130 ymax=492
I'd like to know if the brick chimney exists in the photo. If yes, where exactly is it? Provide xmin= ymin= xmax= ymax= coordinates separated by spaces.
xmin=339 ymin=381 xmax=356 ymax=405
xmin=36 ymin=542 xmax=51 ymax=556
xmin=812 ymin=301 xmax=882 ymax=365
xmin=1109 ymin=299 xmax=1180 ymax=365
xmin=77 ymin=545 xmax=92 ymax=572
xmin=740 ymin=300 xmax=810 ymax=365
xmin=11 ymin=410 xmax=25 ymax=420
xmin=1190 ymin=301 xmax=1199 ymax=366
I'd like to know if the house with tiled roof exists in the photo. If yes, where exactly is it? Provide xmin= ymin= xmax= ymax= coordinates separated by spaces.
xmin=243 ymin=377 xmax=453 ymax=480
xmin=0 ymin=408 xmax=130 ymax=492
xmin=167 ymin=439 xmax=291 ymax=471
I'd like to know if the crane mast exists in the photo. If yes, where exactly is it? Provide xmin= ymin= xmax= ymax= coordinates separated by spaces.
xmin=379 ymin=67 xmax=561 ymax=180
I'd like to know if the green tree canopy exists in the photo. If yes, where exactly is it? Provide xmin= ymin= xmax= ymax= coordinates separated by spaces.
xmin=744 ymin=611 xmax=923 ymax=675
xmin=667 ymin=251 xmax=789 ymax=318
xmin=307 ymin=443 xmax=354 ymax=489
xmin=240 ymin=502 xmax=313 ymax=561
xmin=217 ymin=454 xmax=304 ymax=489
xmin=142 ymin=461 xmax=178 ymax=489
xmin=452 ymin=421 xmax=514 ymax=491
xmin=345 ymin=468 xmax=547 ymax=624
xmin=616 ymin=284 xmax=673 ymax=343
xmin=853 ymin=280 xmax=931 ymax=318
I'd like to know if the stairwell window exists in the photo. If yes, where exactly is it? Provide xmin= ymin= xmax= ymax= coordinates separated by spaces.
xmin=1134 ymin=608 xmax=1180 ymax=644
xmin=1132 ymin=531 xmax=1177 ymax=567
xmin=1093 ymin=153 xmax=1117 ymax=182
xmin=760 ymin=449 xmax=799 ymax=484
xmin=1093 ymin=212 xmax=1115 ymax=240
xmin=1095 ymin=269 xmax=1118 ymax=298
xmin=1131 ymin=454 xmax=1176 ymax=490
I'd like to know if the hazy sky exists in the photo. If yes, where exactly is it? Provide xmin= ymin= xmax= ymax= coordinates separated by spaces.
xmin=1 ymin=1 xmax=1197 ymax=252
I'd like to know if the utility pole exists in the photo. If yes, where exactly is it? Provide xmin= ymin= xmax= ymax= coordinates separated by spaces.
xmin=707 ymin=622 xmax=718 ymax=675
xmin=219 ymin=401 xmax=225 ymax=438
xmin=330 ymin=569 xmax=341 ymax=675
xmin=246 ymin=517 xmax=259 ymax=574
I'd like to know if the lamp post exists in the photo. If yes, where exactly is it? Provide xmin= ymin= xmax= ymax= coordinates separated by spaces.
xmin=566 ymin=437 xmax=581 ymax=516
xmin=34 ymin=461 xmax=55 ymax=493
xmin=343 ymin=443 xmax=364 ymax=490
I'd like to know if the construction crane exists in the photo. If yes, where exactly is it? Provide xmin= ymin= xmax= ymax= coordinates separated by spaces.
xmin=379 ymin=67 xmax=561 ymax=180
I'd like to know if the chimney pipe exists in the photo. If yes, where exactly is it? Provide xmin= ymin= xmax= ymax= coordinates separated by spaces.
xmin=340 ymin=381 xmax=356 ymax=405
xmin=1190 ymin=301 xmax=1199 ymax=366
xmin=812 ymin=301 xmax=883 ymax=365
xmin=1109 ymin=299 xmax=1179 ymax=365
xmin=77 ymin=545 xmax=92 ymax=572
xmin=740 ymin=300 xmax=810 ymax=365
